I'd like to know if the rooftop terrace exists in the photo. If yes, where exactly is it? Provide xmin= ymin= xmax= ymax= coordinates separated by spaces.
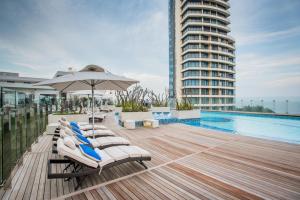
xmin=0 ymin=114 xmax=299 ymax=200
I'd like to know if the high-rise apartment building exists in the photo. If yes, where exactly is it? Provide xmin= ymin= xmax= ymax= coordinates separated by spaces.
xmin=169 ymin=0 xmax=236 ymax=110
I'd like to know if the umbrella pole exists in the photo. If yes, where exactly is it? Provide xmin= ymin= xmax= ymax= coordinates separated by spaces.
xmin=92 ymin=84 xmax=95 ymax=139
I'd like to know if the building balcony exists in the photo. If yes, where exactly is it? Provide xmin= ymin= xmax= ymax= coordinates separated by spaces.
xmin=181 ymin=39 xmax=235 ymax=50
xmin=181 ymin=67 xmax=235 ymax=74
xmin=182 ymin=31 xmax=235 ymax=43
xmin=182 ymin=57 xmax=236 ymax=66
xmin=181 ymin=22 xmax=231 ymax=33
xmin=181 ymin=94 xmax=235 ymax=98
xmin=182 ymin=48 xmax=235 ymax=58
xmin=182 ymin=76 xmax=235 ymax=82
xmin=182 ymin=12 xmax=230 ymax=25
xmin=181 ymin=0 xmax=231 ymax=10
xmin=182 ymin=85 xmax=235 ymax=89
xmin=182 ymin=3 xmax=230 ymax=17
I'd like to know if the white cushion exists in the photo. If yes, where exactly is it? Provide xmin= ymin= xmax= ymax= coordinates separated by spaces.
xmin=86 ymin=138 xmax=100 ymax=148
xmin=92 ymin=137 xmax=130 ymax=148
xmin=80 ymin=124 xmax=107 ymax=131
xmin=56 ymin=139 xmax=98 ymax=168
xmin=71 ymin=135 xmax=80 ymax=145
xmin=103 ymin=146 xmax=129 ymax=161
xmin=83 ymin=129 xmax=114 ymax=137
xmin=64 ymin=127 xmax=75 ymax=136
xmin=63 ymin=136 xmax=76 ymax=150
xmin=94 ymin=148 xmax=115 ymax=168
xmin=118 ymin=146 xmax=151 ymax=158
xmin=59 ymin=129 xmax=68 ymax=138
xmin=59 ymin=120 xmax=69 ymax=127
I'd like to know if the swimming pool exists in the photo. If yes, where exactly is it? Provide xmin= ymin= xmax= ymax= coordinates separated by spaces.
xmin=184 ymin=111 xmax=300 ymax=144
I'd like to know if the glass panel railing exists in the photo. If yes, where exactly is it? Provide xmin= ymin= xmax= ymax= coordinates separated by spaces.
xmin=236 ymin=98 xmax=300 ymax=115
xmin=0 ymin=112 xmax=3 ymax=184
xmin=0 ymin=104 xmax=50 ymax=186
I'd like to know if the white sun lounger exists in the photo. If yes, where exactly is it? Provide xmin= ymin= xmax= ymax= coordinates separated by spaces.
xmin=48 ymin=138 xmax=151 ymax=189
xmin=87 ymin=137 xmax=130 ymax=149
xmin=59 ymin=126 xmax=115 ymax=138
xmin=59 ymin=118 xmax=107 ymax=131
xmin=53 ymin=130 xmax=129 ymax=153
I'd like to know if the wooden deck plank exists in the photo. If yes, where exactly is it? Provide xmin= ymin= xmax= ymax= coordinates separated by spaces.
xmin=14 ymin=153 xmax=39 ymax=200
xmin=25 ymin=151 xmax=45 ymax=200
xmin=1 ymin=114 xmax=300 ymax=200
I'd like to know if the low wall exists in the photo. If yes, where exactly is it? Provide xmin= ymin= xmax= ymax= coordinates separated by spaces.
xmin=120 ymin=111 xmax=153 ymax=122
xmin=48 ymin=114 xmax=89 ymax=123
xmin=171 ymin=109 xmax=200 ymax=119
xmin=151 ymin=107 xmax=170 ymax=113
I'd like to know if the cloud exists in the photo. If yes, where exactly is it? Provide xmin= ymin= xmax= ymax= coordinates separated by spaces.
xmin=235 ymin=26 xmax=300 ymax=46
xmin=0 ymin=0 xmax=169 ymax=91
xmin=236 ymin=52 xmax=300 ymax=97
xmin=266 ymin=75 xmax=300 ymax=87
xmin=123 ymin=72 xmax=168 ymax=94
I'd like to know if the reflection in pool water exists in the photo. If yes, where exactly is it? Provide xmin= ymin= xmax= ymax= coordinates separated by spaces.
xmin=185 ymin=111 xmax=300 ymax=144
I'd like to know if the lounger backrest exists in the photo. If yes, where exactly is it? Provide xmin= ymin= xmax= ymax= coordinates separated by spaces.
xmin=56 ymin=138 xmax=99 ymax=168
xmin=59 ymin=119 xmax=70 ymax=128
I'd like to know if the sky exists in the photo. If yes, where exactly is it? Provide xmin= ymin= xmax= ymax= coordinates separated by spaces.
xmin=0 ymin=0 xmax=300 ymax=98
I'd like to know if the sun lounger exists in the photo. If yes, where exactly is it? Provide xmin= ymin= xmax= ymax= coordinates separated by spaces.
xmin=52 ymin=131 xmax=129 ymax=153
xmin=54 ymin=126 xmax=115 ymax=138
xmin=48 ymin=138 xmax=151 ymax=189
xmin=59 ymin=118 xmax=107 ymax=131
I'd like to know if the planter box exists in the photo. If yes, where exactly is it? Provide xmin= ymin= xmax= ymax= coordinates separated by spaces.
xmin=48 ymin=114 xmax=89 ymax=124
xmin=151 ymin=107 xmax=170 ymax=113
xmin=120 ymin=111 xmax=153 ymax=122
xmin=171 ymin=109 xmax=200 ymax=120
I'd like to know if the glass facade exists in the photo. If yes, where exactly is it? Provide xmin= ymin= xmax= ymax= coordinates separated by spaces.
xmin=168 ymin=0 xmax=175 ymax=99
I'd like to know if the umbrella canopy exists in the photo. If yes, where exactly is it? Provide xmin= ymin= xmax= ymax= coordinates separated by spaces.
xmin=35 ymin=65 xmax=138 ymax=92
xmin=35 ymin=65 xmax=138 ymax=137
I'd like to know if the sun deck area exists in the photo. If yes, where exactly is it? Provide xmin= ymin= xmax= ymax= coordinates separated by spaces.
xmin=0 ymin=114 xmax=300 ymax=200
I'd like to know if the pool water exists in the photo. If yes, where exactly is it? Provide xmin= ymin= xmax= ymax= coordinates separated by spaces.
xmin=184 ymin=111 xmax=300 ymax=144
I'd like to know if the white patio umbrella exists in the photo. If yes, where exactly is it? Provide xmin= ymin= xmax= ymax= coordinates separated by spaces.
xmin=35 ymin=65 xmax=138 ymax=137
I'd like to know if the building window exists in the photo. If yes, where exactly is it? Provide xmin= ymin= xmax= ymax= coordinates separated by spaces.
xmin=183 ymin=79 xmax=199 ymax=86
xmin=212 ymin=80 xmax=219 ymax=86
xmin=201 ymin=79 xmax=209 ymax=86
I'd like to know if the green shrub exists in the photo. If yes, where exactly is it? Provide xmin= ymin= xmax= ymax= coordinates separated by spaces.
xmin=121 ymin=101 xmax=148 ymax=112
xmin=115 ymin=85 xmax=150 ymax=112
xmin=176 ymin=100 xmax=193 ymax=111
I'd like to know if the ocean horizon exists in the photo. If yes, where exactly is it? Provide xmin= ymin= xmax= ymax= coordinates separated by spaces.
xmin=236 ymin=96 xmax=300 ymax=115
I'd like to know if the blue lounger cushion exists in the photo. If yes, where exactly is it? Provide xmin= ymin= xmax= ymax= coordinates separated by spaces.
xmin=70 ymin=121 xmax=80 ymax=129
xmin=79 ymin=144 xmax=101 ymax=161
xmin=76 ymin=133 xmax=91 ymax=145
xmin=72 ymin=126 xmax=82 ymax=135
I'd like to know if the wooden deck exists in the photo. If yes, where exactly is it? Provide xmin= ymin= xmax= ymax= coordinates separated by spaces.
xmin=0 ymin=114 xmax=300 ymax=200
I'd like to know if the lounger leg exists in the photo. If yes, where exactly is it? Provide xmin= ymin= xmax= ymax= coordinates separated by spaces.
xmin=63 ymin=162 xmax=73 ymax=172
xmin=137 ymin=160 xmax=148 ymax=169
xmin=64 ymin=162 xmax=77 ymax=182
xmin=75 ymin=175 xmax=87 ymax=190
